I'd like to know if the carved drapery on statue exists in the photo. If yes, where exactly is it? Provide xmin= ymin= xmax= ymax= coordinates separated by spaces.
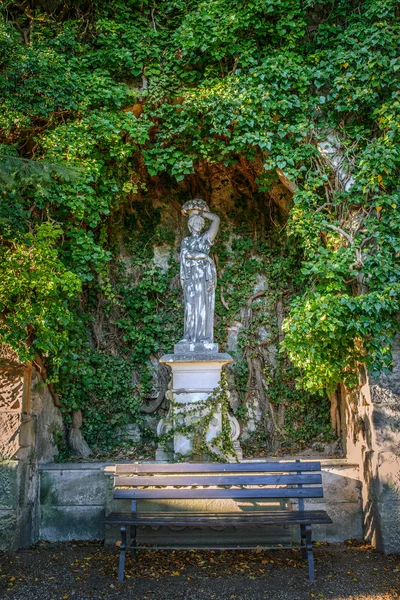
xmin=180 ymin=232 xmax=216 ymax=343
xmin=179 ymin=199 xmax=219 ymax=345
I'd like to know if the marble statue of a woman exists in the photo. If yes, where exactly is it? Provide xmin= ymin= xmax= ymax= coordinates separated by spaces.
xmin=179 ymin=199 xmax=220 ymax=345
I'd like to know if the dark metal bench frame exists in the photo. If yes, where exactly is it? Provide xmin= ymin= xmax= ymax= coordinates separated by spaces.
xmin=105 ymin=460 xmax=332 ymax=583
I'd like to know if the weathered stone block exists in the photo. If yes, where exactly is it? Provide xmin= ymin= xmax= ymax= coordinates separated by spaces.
xmin=367 ymin=345 xmax=400 ymax=553
xmin=306 ymin=466 xmax=362 ymax=542
xmin=40 ymin=506 xmax=105 ymax=541
xmin=376 ymin=452 xmax=400 ymax=501
xmin=31 ymin=376 xmax=63 ymax=463
xmin=0 ymin=509 xmax=17 ymax=550
xmin=0 ymin=461 xmax=19 ymax=510
xmin=0 ymin=459 xmax=40 ymax=549
xmin=40 ymin=466 xmax=107 ymax=506
xmin=372 ymin=403 xmax=400 ymax=454
xmin=321 ymin=467 xmax=362 ymax=504
xmin=15 ymin=505 xmax=36 ymax=548
xmin=308 ymin=501 xmax=362 ymax=542
xmin=378 ymin=502 xmax=400 ymax=554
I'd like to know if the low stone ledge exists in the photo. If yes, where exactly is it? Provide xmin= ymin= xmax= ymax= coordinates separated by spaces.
xmin=39 ymin=462 xmax=114 ymax=471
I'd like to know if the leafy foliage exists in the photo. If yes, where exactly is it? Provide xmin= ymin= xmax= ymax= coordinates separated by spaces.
xmin=0 ymin=0 xmax=399 ymax=453
xmin=60 ymin=351 xmax=143 ymax=450
xmin=0 ymin=223 xmax=81 ymax=363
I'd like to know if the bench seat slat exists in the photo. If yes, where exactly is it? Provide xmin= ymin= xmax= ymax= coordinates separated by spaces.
xmin=114 ymin=488 xmax=324 ymax=499
xmin=115 ymin=462 xmax=321 ymax=474
xmin=114 ymin=474 xmax=322 ymax=487
xmin=105 ymin=509 xmax=333 ymax=526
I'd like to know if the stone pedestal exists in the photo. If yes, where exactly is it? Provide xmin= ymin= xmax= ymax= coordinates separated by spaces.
xmin=156 ymin=347 xmax=241 ymax=460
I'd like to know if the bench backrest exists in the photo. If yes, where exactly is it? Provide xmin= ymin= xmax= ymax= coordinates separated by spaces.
xmin=113 ymin=461 xmax=323 ymax=503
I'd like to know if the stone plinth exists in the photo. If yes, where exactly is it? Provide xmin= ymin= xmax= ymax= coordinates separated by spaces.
xmin=173 ymin=342 xmax=219 ymax=354
xmin=157 ymin=351 xmax=233 ymax=459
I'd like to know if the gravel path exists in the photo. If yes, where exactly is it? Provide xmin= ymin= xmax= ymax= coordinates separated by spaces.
xmin=1 ymin=541 xmax=399 ymax=600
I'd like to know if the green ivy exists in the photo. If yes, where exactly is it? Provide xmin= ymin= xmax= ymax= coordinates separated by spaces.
xmin=59 ymin=351 xmax=143 ymax=451
xmin=0 ymin=222 xmax=82 ymax=364
xmin=1 ymin=0 xmax=399 ymax=454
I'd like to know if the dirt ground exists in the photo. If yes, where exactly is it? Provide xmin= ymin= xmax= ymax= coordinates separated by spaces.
xmin=0 ymin=540 xmax=399 ymax=600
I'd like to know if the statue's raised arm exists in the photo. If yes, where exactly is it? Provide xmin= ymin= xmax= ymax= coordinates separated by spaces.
xmin=202 ymin=211 xmax=220 ymax=242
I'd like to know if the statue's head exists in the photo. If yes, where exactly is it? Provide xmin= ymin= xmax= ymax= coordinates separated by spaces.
xmin=188 ymin=213 xmax=205 ymax=234
xmin=183 ymin=198 xmax=208 ymax=235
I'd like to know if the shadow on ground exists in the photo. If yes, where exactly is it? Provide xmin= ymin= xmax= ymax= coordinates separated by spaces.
xmin=0 ymin=541 xmax=399 ymax=600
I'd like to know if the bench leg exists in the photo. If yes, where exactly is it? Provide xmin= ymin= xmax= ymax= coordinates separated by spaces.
xmin=300 ymin=524 xmax=307 ymax=560
xmin=118 ymin=524 xmax=127 ymax=583
xmin=305 ymin=524 xmax=315 ymax=582
xmin=130 ymin=525 xmax=137 ymax=562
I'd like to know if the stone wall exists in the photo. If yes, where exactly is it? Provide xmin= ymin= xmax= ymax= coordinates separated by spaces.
xmin=366 ymin=335 xmax=400 ymax=553
xmin=40 ymin=463 xmax=108 ymax=541
xmin=0 ymin=345 xmax=31 ymax=460
xmin=0 ymin=346 xmax=62 ymax=550
xmin=340 ymin=335 xmax=400 ymax=554
xmin=38 ymin=459 xmax=362 ymax=545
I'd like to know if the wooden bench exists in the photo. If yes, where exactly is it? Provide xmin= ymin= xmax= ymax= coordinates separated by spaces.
xmin=105 ymin=461 xmax=332 ymax=583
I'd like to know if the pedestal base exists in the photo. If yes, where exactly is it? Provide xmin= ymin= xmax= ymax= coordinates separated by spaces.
xmin=174 ymin=341 xmax=219 ymax=354
xmin=157 ymin=351 xmax=242 ymax=460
